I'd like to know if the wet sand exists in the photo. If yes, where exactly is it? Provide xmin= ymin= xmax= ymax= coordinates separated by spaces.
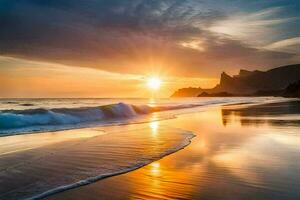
xmin=47 ymin=100 xmax=300 ymax=200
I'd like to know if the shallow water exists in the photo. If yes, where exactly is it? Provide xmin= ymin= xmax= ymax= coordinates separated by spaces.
xmin=47 ymin=99 xmax=300 ymax=200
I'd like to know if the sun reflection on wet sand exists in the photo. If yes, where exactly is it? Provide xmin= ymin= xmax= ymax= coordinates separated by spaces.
xmin=150 ymin=162 xmax=160 ymax=176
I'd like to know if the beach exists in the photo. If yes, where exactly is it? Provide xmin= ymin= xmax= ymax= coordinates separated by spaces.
xmin=49 ymin=99 xmax=300 ymax=200
xmin=1 ymin=98 xmax=300 ymax=199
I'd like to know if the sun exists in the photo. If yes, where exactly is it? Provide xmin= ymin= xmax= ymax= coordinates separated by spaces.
xmin=147 ymin=77 xmax=162 ymax=90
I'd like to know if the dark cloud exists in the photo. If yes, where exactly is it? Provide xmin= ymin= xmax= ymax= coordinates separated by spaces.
xmin=0 ymin=0 xmax=298 ymax=76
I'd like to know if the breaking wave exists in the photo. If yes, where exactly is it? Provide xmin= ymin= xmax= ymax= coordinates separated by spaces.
xmin=0 ymin=102 xmax=201 ymax=134
xmin=0 ymin=99 xmax=249 ymax=135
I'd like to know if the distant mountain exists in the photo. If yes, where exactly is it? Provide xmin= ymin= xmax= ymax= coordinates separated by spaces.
xmin=171 ymin=87 xmax=206 ymax=97
xmin=198 ymin=91 xmax=234 ymax=97
xmin=171 ymin=64 xmax=300 ymax=97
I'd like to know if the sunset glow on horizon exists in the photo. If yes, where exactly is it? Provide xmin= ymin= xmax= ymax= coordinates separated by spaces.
xmin=0 ymin=56 xmax=219 ymax=98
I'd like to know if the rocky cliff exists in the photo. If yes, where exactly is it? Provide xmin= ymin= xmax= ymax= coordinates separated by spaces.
xmin=171 ymin=64 xmax=300 ymax=97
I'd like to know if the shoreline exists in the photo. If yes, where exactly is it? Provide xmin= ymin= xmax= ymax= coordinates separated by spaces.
xmin=29 ymin=133 xmax=195 ymax=200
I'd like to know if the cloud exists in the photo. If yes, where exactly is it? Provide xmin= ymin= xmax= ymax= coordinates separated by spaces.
xmin=208 ymin=7 xmax=298 ymax=45
xmin=0 ymin=0 xmax=298 ymax=77
xmin=264 ymin=37 xmax=300 ymax=53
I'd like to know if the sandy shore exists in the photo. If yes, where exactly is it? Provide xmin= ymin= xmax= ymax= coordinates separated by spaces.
xmin=46 ymin=100 xmax=300 ymax=200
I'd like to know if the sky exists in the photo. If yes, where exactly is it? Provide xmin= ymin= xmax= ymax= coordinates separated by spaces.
xmin=0 ymin=0 xmax=300 ymax=98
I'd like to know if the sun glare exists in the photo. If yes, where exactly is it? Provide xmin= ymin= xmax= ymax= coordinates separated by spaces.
xmin=147 ymin=77 xmax=162 ymax=90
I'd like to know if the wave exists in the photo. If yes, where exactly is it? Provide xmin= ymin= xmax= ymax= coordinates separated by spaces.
xmin=0 ymin=102 xmax=190 ymax=133
xmin=0 ymin=99 xmax=254 ymax=135
xmin=0 ymin=103 xmax=148 ymax=130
